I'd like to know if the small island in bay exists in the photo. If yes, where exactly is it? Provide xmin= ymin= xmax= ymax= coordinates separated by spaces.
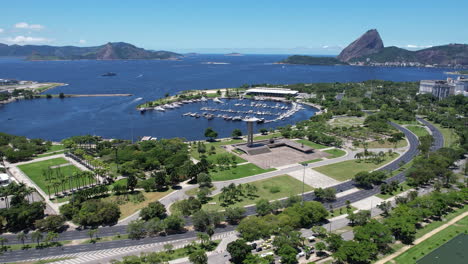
xmin=225 ymin=52 xmax=243 ymax=56
xmin=279 ymin=55 xmax=347 ymax=65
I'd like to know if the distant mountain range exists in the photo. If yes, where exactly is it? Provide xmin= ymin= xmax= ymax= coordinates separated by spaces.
xmin=282 ymin=29 xmax=468 ymax=66
xmin=0 ymin=42 xmax=181 ymax=60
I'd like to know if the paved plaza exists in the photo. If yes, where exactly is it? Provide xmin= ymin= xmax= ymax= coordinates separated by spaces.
xmin=288 ymin=167 xmax=340 ymax=188
xmin=237 ymin=146 xmax=330 ymax=169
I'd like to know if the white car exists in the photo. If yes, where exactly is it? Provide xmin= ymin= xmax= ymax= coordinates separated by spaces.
xmin=261 ymin=252 xmax=274 ymax=258
xmin=296 ymin=251 xmax=305 ymax=258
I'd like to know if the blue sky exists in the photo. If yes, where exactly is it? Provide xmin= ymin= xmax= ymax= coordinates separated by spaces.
xmin=1 ymin=0 xmax=467 ymax=54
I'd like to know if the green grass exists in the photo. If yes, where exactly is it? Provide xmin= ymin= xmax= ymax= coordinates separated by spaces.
xmin=329 ymin=117 xmax=365 ymax=127
xmin=415 ymin=205 xmax=467 ymax=239
xmin=81 ymin=234 xmax=129 ymax=244
xmin=185 ymin=186 xmax=216 ymax=196
xmin=296 ymin=139 xmax=328 ymax=149
xmin=313 ymin=153 xmax=399 ymax=181
xmin=406 ymin=125 xmax=430 ymax=138
xmin=375 ymin=182 xmax=411 ymax=199
xmin=48 ymin=145 xmax=65 ymax=152
xmin=393 ymin=214 xmax=467 ymax=264
xmin=35 ymin=150 xmax=66 ymax=158
xmin=367 ymin=139 xmax=407 ymax=149
xmin=210 ymin=163 xmax=275 ymax=181
xmin=35 ymin=83 xmax=64 ymax=93
xmin=190 ymin=141 xmax=246 ymax=164
xmin=18 ymin=158 xmax=84 ymax=194
xmin=431 ymin=122 xmax=459 ymax=147
xmin=6 ymin=240 xmax=72 ymax=251
xmin=102 ymin=189 xmax=173 ymax=220
xmin=323 ymin=148 xmax=347 ymax=158
xmin=328 ymin=206 xmax=358 ymax=219
xmin=202 ymin=175 xmax=313 ymax=211
xmin=253 ymin=133 xmax=282 ymax=141
xmin=390 ymin=119 xmax=421 ymax=125
xmin=300 ymin=158 xmax=323 ymax=165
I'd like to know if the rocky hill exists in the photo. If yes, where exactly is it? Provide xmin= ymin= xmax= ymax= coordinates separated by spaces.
xmin=0 ymin=42 xmax=181 ymax=60
xmin=280 ymin=29 xmax=468 ymax=67
xmin=337 ymin=29 xmax=384 ymax=62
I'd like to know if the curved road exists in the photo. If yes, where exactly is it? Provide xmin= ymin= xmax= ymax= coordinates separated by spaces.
xmin=0 ymin=120 xmax=444 ymax=262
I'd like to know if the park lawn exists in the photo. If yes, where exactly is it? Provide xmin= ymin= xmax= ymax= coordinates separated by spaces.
xmin=210 ymin=163 xmax=275 ymax=181
xmin=35 ymin=150 xmax=66 ymax=158
xmin=190 ymin=142 xmax=246 ymax=164
xmin=18 ymin=158 xmax=80 ymax=194
xmin=300 ymin=158 xmax=323 ymax=165
xmin=329 ymin=117 xmax=365 ymax=127
xmin=328 ymin=206 xmax=358 ymax=219
xmin=253 ymin=132 xmax=282 ymax=141
xmin=202 ymin=175 xmax=313 ymax=211
xmin=185 ymin=186 xmax=216 ymax=196
xmin=431 ymin=122 xmax=459 ymax=147
xmin=102 ymin=189 xmax=173 ymax=220
xmin=367 ymin=139 xmax=407 ymax=149
xmin=393 ymin=214 xmax=467 ymax=264
xmin=390 ymin=119 xmax=421 ymax=125
xmin=295 ymin=139 xmax=328 ymax=149
xmin=323 ymin=148 xmax=347 ymax=158
xmin=375 ymin=182 xmax=411 ymax=199
xmin=313 ymin=153 xmax=399 ymax=181
xmin=48 ymin=144 xmax=65 ymax=152
xmin=406 ymin=125 xmax=430 ymax=138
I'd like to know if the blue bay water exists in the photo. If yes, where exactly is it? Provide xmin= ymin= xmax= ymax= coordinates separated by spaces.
xmin=0 ymin=54 xmax=450 ymax=141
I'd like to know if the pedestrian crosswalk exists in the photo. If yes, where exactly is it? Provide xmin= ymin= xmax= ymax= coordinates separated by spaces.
xmin=20 ymin=231 xmax=237 ymax=264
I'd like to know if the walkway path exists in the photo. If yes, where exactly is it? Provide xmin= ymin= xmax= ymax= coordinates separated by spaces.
xmin=376 ymin=211 xmax=468 ymax=264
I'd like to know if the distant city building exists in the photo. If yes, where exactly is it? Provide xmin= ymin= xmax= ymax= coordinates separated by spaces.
xmin=419 ymin=77 xmax=468 ymax=99
xmin=0 ymin=79 xmax=19 ymax=86
xmin=244 ymin=87 xmax=298 ymax=97
xmin=140 ymin=136 xmax=157 ymax=141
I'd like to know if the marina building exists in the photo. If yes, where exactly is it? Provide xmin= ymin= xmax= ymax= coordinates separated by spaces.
xmin=419 ymin=77 xmax=468 ymax=99
xmin=244 ymin=87 xmax=298 ymax=97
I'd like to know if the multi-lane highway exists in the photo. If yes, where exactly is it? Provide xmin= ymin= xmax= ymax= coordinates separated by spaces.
xmin=0 ymin=120 xmax=444 ymax=262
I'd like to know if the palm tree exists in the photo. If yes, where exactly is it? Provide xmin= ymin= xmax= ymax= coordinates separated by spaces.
xmin=31 ymin=231 xmax=43 ymax=246
xmin=0 ymin=237 xmax=8 ymax=251
xmin=23 ymin=187 xmax=34 ymax=203
xmin=17 ymin=231 xmax=27 ymax=246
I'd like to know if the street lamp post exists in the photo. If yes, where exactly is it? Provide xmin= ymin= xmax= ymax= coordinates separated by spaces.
xmin=301 ymin=163 xmax=307 ymax=205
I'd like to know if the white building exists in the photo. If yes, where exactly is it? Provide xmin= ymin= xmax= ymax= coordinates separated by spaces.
xmin=244 ymin=87 xmax=298 ymax=97
xmin=419 ymin=77 xmax=468 ymax=99
xmin=0 ymin=173 xmax=10 ymax=187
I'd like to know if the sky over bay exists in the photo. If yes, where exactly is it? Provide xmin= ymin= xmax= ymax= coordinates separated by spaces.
xmin=1 ymin=0 xmax=467 ymax=54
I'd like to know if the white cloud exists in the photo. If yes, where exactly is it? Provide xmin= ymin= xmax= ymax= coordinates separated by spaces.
xmin=322 ymin=45 xmax=329 ymax=49
xmin=14 ymin=22 xmax=44 ymax=30
xmin=4 ymin=36 xmax=51 ymax=44
xmin=79 ymin=39 xmax=87 ymax=44
xmin=0 ymin=28 xmax=4 ymax=33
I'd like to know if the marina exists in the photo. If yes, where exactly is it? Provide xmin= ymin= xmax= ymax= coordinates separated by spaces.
xmin=140 ymin=97 xmax=306 ymax=123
